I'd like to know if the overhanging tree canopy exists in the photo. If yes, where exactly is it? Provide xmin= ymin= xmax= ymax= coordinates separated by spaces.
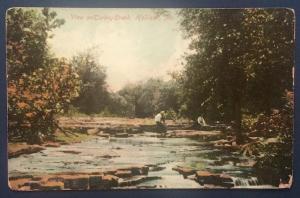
xmin=178 ymin=8 xmax=294 ymax=142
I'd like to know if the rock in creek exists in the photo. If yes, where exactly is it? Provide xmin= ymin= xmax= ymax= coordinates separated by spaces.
xmin=23 ymin=181 xmax=42 ymax=190
xmin=48 ymin=177 xmax=65 ymax=183
xmin=32 ymin=176 xmax=43 ymax=181
xmin=21 ymin=180 xmax=63 ymax=191
xmin=40 ymin=181 xmax=64 ymax=191
xmin=131 ymin=166 xmax=149 ymax=175
xmin=101 ymin=154 xmax=120 ymax=158
xmin=44 ymin=142 xmax=61 ymax=148
xmin=236 ymin=160 xmax=256 ymax=168
xmin=18 ymin=186 xmax=32 ymax=191
xmin=148 ymin=165 xmax=166 ymax=172
xmin=119 ymin=176 xmax=162 ymax=187
xmin=166 ymin=130 xmax=222 ymax=140
xmin=64 ymin=176 xmax=90 ymax=190
xmin=89 ymin=175 xmax=119 ymax=190
xmin=114 ymin=170 xmax=132 ymax=178
xmin=114 ymin=166 xmax=149 ymax=178
xmin=87 ymin=128 xmax=100 ymax=135
xmin=8 ymin=144 xmax=45 ymax=159
xmin=15 ymin=174 xmax=120 ymax=190
xmin=9 ymin=175 xmax=34 ymax=180
xmin=172 ymin=166 xmax=196 ymax=178
xmin=60 ymin=150 xmax=81 ymax=154
xmin=195 ymin=171 xmax=234 ymax=188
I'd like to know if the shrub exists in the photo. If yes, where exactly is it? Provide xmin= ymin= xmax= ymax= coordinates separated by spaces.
xmin=8 ymin=59 xmax=80 ymax=144
xmin=248 ymin=92 xmax=293 ymax=185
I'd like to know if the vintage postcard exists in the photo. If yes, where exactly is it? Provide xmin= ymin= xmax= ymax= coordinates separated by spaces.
xmin=7 ymin=8 xmax=294 ymax=190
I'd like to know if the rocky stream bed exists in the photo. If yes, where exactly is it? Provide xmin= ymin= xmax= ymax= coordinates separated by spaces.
xmin=8 ymin=117 xmax=276 ymax=190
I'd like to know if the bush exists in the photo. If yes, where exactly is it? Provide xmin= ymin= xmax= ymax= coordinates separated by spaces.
xmin=165 ymin=109 xmax=178 ymax=121
xmin=250 ymin=92 xmax=293 ymax=185
xmin=241 ymin=114 xmax=258 ymax=134
xmin=8 ymin=59 xmax=80 ymax=144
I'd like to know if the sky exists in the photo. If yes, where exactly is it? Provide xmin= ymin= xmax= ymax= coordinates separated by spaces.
xmin=46 ymin=8 xmax=190 ymax=91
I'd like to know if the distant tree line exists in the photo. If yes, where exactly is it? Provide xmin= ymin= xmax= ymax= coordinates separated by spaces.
xmin=69 ymin=50 xmax=181 ymax=118
xmin=7 ymin=8 xmax=181 ymax=143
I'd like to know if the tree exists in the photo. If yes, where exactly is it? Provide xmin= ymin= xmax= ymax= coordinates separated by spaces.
xmin=7 ymin=8 xmax=79 ymax=143
xmin=71 ymin=49 xmax=109 ymax=115
xmin=6 ymin=8 xmax=65 ymax=79
xmin=106 ymin=92 xmax=131 ymax=117
xmin=178 ymin=9 xmax=294 ymax=143
xmin=118 ymin=83 xmax=143 ymax=117
xmin=244 ymin=92 xmax=293 ymax=185
xmin=8 ymin=59 xmax=80 ymax=143
xmin=117 ymin=78 xmax=180 ymax=118
xmin=155 ymin=79 xmax=181 ymax=115
xmin=242 ymin=9 xmax=294 ymax=114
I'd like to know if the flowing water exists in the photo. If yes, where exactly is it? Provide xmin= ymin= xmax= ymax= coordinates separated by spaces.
xmin=8 ymin=132 xmax=275 ymax=189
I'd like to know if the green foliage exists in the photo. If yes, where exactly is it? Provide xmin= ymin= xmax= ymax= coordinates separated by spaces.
xmin=165 ymin=109 xmax=178 ymax=121
xmin=8 ymin=59 xmax=80 ymax=143
xmin=71 ymin=49 xmax=109 ymax=115
xmin=64 ymin=105 xmax=89 ymax=117
xmin=241 ymin=114 xmax=258 ymax=134
xmin=178 ymin=8 xmax=294 ymax=142
xmin=7 ymin=8 xmax=79 ymax=144
xmin=116 ymin=78 xmax=180 ymax=118
xmin=67 ymin=75 xmax=180 ymax=118
xmin=242 ymin=9 xmax=294 ymax=114
xmin=118 ymin=83 xmax=143 ymax=117
xmin=6 ymin=8 xmax=65 ymax=79
xmin=54 ymin=130 xmax=93 ymax=144
xmin=106 ymin=92 xmax=133 ymax=117
xmin=252 ymin=93 xmax=293 ymax=185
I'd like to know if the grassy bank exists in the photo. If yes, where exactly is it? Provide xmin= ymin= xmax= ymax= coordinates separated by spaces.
xmin=53 ymin=130 xmax=95 ymax=144
xmin=8 ymin=130 xmax=96 ymax=158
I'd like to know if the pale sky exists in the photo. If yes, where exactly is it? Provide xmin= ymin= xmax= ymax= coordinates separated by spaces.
xmin=47 ymin=8 xmax=189 ymax=91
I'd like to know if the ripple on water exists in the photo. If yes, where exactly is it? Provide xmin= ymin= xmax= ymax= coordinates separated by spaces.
xmin=8 ymin=134 xmax=267 ymax=188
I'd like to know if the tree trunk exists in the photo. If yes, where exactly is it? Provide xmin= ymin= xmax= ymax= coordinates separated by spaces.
xmin=233 ymin=95 xmax=243 ymax=144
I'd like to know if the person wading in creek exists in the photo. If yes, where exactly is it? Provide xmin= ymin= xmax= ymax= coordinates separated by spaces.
xmin=155 ymin=111 xmax=166 ymax=133
xmin=197 ymin=115 xmax=207 ymax=127
xmin=192 ymin=115 xmax=208 ymax=130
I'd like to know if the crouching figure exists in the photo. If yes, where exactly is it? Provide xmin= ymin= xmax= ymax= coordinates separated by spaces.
xmin=155 ymin=111 xmax=167 ymax=133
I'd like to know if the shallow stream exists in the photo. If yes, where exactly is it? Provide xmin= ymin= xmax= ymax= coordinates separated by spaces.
xmin=8 ymin=132 xmax=275 ymax=188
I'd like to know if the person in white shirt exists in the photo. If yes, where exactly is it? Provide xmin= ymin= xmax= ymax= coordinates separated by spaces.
xmin=155 ymin=113 xmax=162 ymax=123
xmin=155 ymin=111 xmax=166 ymax=133
xmin=197 ymin=116 xmax=207 ymax=126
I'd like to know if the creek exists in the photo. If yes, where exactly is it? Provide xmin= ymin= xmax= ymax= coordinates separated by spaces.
xmin=8 ymin=132 xmax=275 ymax=188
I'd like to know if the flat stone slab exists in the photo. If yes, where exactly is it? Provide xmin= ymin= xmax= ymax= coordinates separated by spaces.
xmin=172 ymin=166 xmax=196 ymax=178
xmin=44 ymin=142 xmax=61 ymax=148
xmin=195 ymin=171 xmax=234 ymax=188
xmin=114 ymin=170 xmax=132 ymax=178
xmin=8 ymin=143 xmax=45 ymax=158
xmin=119 ymin=176 xmax=161 ymax=187
xmin=63 ymin=175 xmax=90 ymax=190
xmin=60 ymin=150 xmax=82 ymax=154
xmin=166 ymin=130 xmax=222 ymax=138
xmin=8 ymin=165 xmax=150 ymax=191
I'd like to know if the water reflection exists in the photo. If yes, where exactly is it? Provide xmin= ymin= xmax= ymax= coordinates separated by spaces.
xmin=8 ymin=132 xmax=274 ymax=188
